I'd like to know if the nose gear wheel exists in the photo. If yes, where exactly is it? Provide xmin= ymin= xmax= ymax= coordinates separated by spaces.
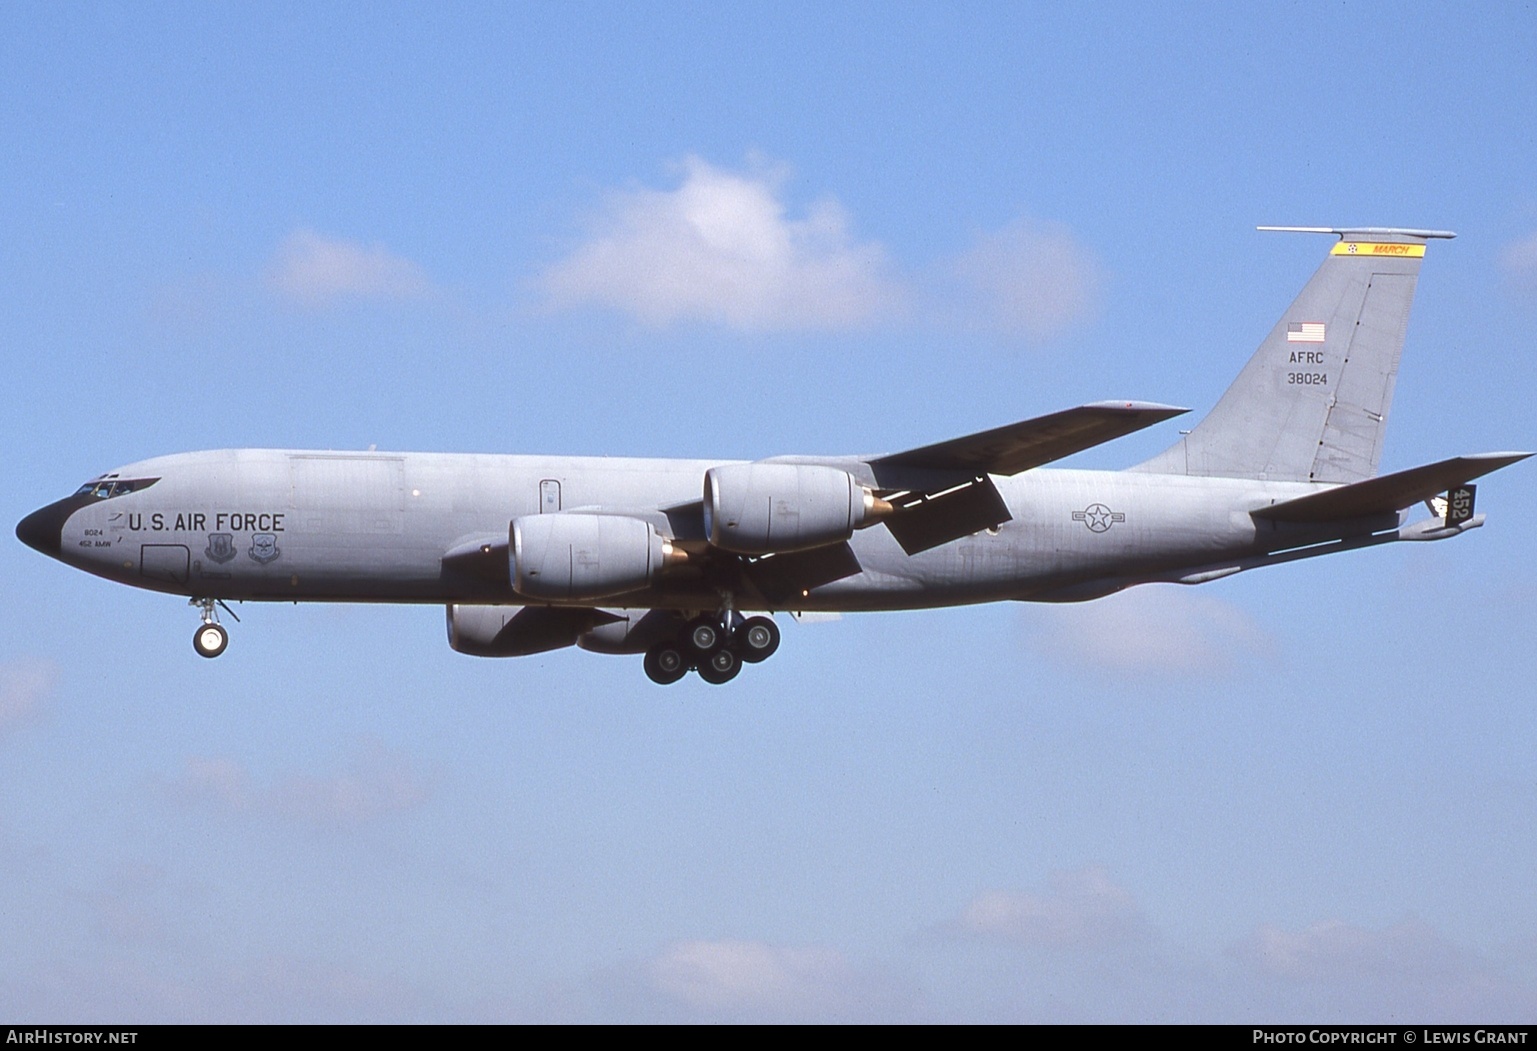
xmin=189 ymin=597 xmax=236 ymax=658
xmin=193 ymin=621 xmax=228 ymax=658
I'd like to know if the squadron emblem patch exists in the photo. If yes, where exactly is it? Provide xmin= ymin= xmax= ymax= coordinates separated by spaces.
xmin=248 ymin=533 xmax=281 ymax=564
xmin=204 ymin=532 xmax=236 ymax=564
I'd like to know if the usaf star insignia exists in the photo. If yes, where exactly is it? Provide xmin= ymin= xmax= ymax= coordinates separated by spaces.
xmin=1072 ymin=503 xmax=1125 ymax=533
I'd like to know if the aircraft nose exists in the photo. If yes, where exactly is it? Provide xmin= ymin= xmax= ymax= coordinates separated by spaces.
xmin=16 ymin=498 xmax=78 ymax=558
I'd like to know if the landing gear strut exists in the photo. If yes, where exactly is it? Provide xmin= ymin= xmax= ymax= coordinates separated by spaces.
xmin=642 ymin=612 xmax=780 ymax=686
xmin=190 ymin=597 xmax=236 ymax=659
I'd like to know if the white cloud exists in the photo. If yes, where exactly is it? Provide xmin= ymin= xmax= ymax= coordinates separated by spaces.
xmin=14 ymin=953 xmax=426 ymax=1024
xmin=537 ymin=155 xmax=1102 ymax=344
xmin=1236 ymin=918 xmax=1472 ymax=983
xmin=90 ymin=863 xmax=173 ymax=947
xmin=1025 ymin=585 xmax=1272 ymax=679
xmin=612 ymin=938 xmax=915 ymax=1022
xmin=647 ymin=939 xmax=855 ymax=1012
xmin=1226 ymin=917 xmax=1537 ymax=1020
xmin=536 ymin=156 xmax=902 ymax=330
xmin=945 ymin=218 xmax=1101 ymax=341
xmin=0 ymin=658 xmax=56 ymax=739
xmin=174 ymin=755 xmax=248 ymax=809
xmin=955 ymin=866 xmax=1149 ymax=950
xmin=167 ymin=739 xmax=429 ymax=826
xmin=267 ymin=228 xmax=431 ymax=307
xmin=1500 ymin=230 xmax=1537 ymax=300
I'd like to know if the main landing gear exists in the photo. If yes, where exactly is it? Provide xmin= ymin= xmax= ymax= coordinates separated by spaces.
xmin=643 ymin=613 xmax=781 ymax=686
xmin=190 ymin=597 xmax=238 ymax=659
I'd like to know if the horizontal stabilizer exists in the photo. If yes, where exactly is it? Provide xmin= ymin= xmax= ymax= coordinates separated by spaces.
xmin=1253 ymin=452 xmax=1531 ymax=523
xmin=871 ymin=401 xmax=1187 ymax=481
xmin=1257 ymin=226 xmax=1457 ymax=240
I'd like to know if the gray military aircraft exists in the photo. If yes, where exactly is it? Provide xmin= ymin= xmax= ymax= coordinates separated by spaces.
xmin=17 ymin=227 xmax=1530 ymax=684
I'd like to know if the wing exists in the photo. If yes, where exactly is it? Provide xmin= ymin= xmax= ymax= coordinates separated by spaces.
xmin=668 ymin=401 xmax=1191 ymax=579
xmin=862 ymin=401 xmax=1186 ymax=554
xmin=868 ymin=400 xmax=1188 ymax=484
xmin=1253 ymin=452 xmax=1532 ymax=523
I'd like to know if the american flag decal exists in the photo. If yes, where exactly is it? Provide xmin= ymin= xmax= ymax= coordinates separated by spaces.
xmin=1286 ymin=321 xmax=1326 ymax=343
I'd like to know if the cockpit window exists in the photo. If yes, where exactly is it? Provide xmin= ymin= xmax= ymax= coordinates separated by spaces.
xmin=73 ymin=478 xmax=160 ymax=499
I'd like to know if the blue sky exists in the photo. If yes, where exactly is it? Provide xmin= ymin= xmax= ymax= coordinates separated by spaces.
xmin=3 ymin=2 xmax=1536 ymax=1022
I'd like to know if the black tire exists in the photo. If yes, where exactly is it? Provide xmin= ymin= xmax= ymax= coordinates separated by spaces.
xmin=685 ymin=617 xmax=722 ymax=656
xmin=736 ymin=616 xmax=780 ymax=663
xmin=696 ymin=645 xmax=741 ymax=685
xmin=643 ymin=643 xmax=689 ymax=685
xmin=193 ymin=622 xmax=228 ymax=659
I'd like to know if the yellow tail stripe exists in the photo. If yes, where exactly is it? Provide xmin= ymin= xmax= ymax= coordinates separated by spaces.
xmin=1331 ymin=241 xmax=1427 ymax=257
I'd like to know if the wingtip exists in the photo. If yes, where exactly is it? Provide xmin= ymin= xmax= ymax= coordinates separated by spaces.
xmin=1462 ymin=451 xmax=1534 ymax=463
xmin=1084 ymin=400 xmax=1190 ymax=416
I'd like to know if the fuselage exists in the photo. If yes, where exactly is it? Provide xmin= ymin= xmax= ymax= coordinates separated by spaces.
xmin=17 ymin=229 xmax=1514 ymax=683
xmin=20 ymin=448 xmax=1345 ymax=612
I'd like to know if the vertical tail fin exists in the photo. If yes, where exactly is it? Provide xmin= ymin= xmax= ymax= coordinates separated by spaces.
xmin=1135 ymin=227 xmax=1455 ymax=483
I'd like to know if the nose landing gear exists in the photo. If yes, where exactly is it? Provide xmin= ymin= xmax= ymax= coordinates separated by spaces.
xmin=642 ymin=612 xmax=781 ymax=686
xmin=194 ymin=621 xmax=228 ymax=659
xmin=189 ymin=597 xmax=238 ymax=659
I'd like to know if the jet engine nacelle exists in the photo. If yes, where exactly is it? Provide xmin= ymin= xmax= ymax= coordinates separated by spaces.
xmin=703 ymin=463 xmax=886 ymax=555
xmin=446 ymin=603 xmax=595 ymax=657
xmin=576 ymin=609 xmax=688 ymax=654
xmin=511 ymin=513 xmax=678 ymax=602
